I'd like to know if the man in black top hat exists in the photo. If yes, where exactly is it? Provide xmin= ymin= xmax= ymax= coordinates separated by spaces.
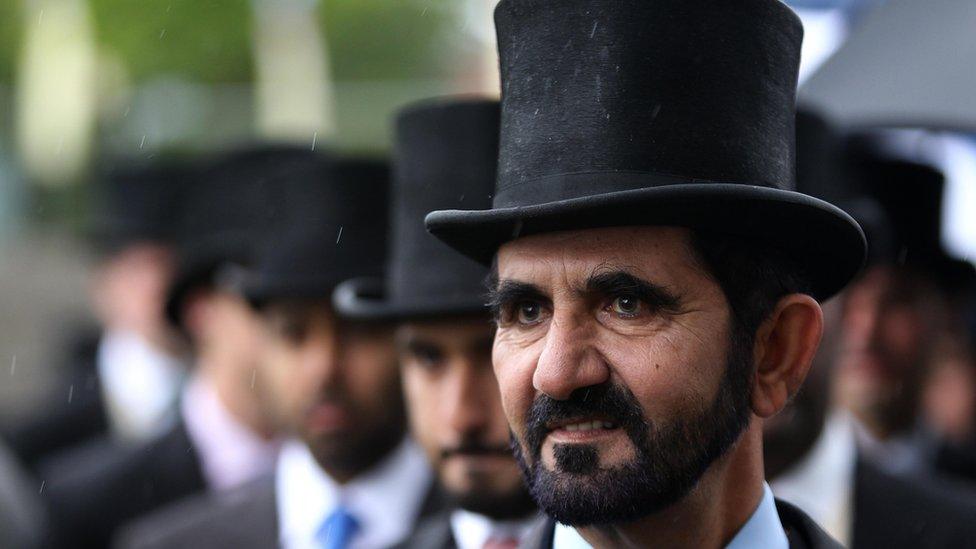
xmin=40 ymin=146 xmax=321 ymax=549
xmin=425 ymin=1 xmax=864 ymax=547
xmin=333 ymin=98 xmax=538 ymax=549
xmin=1 ymin=160 xmax=189 ymax=471
xmin=118 ymin=158 xmax=442 ymax=549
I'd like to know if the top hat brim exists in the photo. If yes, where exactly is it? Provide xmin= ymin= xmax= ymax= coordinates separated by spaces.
xmin=426 ymin=183 xmax=866 ymax=302
xmin=164 ymin=236 xmax=252 ymax=329
xmin=333 ymin=277 xmax=489 ymax=322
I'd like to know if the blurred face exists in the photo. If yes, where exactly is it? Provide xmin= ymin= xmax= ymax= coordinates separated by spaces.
xmin=490 ymin=226 xmax=753 ymax=526
xmin=835 ymin=266 xmax=941 ymax=436
xmin=257 ymin=300 xmax=405 ymax=480
xmin=93 ymin=243 xmax=176 ymax=347
xmin=398 ymin=318 xmax=533 ymax=519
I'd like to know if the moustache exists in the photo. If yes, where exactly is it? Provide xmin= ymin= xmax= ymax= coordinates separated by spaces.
xmin=523 ymin=382 xmax=648 ymax=459
xmin=441 ymin=441 xmax=512 ymax=459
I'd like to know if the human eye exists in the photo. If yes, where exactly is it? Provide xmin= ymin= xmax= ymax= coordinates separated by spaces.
xmin=606 ymin=294 xmax=646 ymax=319
xmin=515 ymin=300 xmax=546 ymax=325
xmin=408 ymin=344 xmax=444 ymax=370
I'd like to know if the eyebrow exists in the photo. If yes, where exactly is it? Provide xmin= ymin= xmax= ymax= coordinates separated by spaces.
xmin=585 ymin=270 xmax=682 ymax=311
xmin=486 ymin=280 xmax=548 ymax=320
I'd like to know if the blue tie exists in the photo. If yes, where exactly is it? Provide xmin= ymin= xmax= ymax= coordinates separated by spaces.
xmin=316 ymin=506 xmax=360 ymax=549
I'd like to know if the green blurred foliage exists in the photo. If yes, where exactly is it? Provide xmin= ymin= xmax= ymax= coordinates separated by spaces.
xmin=321 ymin=0 xmax=453 ymax=81
xmin=89 ymin=0 xmax=254 ymax=83
xmin=0 ymin=1 xmax=22 ymax=82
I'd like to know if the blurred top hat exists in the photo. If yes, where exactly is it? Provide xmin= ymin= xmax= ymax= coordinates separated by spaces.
xmin=243 ymin=158 xmax=390 ymax=309
xmin=334 ymin=98 xmax=498 ymax=320
xmin=164 ymin=145 xmax=330 ymax=329
xmin=89 ymin=158 xmax=191 ymax=254
xmin=847 ymin=143 xmax=975 ymax=293
xmin=426 ymin=0 xmax=866 ymax=301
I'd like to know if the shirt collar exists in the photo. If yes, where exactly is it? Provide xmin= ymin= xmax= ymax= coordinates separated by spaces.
xmin=180 ymin=375 xmax=280 ymax=491
xmin=449 ymin=509 xmax=538 ymax=549
xmin=97 ymin=329 xmax=185 ymax=441
xmin=552 ymin=483 xmax=788 ymax=549
xmin=771 ymin=411 xmax=857 ymax=546
xmin=276 ymin=437 xmax=432 ymax=549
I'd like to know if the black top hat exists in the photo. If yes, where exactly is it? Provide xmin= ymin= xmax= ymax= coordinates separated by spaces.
xmin=89 ymin=159 xmax=190 ymax=253
xmin=243 ymin=158 xmax=390 ymax=309
xmin=164 ymin=145 xmax=330 ymax=328
xmin=333 ymin=98 xmax=499 ymax=320
xmin=426 ymin=0 xmax=866 ymax=301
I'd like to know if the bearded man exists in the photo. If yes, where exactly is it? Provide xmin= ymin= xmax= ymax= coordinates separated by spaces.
xmin=424 ymin=1 xmax=866 ymax=547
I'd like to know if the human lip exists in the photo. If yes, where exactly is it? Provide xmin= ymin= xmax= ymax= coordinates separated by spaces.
xmin=306 ymin=402 xmax=349 ymax=432
xmin=544 ymin=417 xmax=620 ymax=443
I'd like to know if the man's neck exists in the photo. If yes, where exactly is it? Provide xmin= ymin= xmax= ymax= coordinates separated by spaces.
xmin=575 ymin=427 xmax=766 ymax=548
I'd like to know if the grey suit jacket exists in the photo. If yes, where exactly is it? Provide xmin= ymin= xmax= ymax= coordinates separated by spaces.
xmin=118 ymin=473 xmax=447 ymax=549
xmin=115 ymin=476 xmax=277 ymax=549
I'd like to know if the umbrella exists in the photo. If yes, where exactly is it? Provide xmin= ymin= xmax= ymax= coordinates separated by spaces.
xmin=800 ymin=0 xmax=976 ymax=131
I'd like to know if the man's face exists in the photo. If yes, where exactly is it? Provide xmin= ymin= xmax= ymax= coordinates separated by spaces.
xmin=93 ymin=242 xmax=176 ymax=347
xmin=398 ymin=318 xmax=533 ymax=519
xmin=834 ymin=266 xmax=940 ymax=434
xmin=491 ymin=226 xmax=753 ymax=526
xmin=257 ymin=300 xmax=405 ymax=478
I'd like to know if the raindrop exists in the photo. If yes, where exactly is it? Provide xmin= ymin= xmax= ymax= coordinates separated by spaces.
xmin=68 ymin=385 xmax=74 ymax=404
xmin=590 ymin=21 xmax=599 ymax=38
xmin=311 ymin=131 xmax=318 ymax=151
xmin=39 ymin=481 xmax=45 ymax=495
xmin=10 ymin=356 xmax=15 ymax=376
xmin=159 ymin=29 xmax=166 ymax=39
xmin=336 ymin=226 xmax=344 ymax=244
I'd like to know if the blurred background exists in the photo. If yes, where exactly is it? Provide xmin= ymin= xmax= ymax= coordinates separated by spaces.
xmin=0 ymin=0 xmax=973 ymax=484
xmin=0 ymin=0 xmax=503 ymax=418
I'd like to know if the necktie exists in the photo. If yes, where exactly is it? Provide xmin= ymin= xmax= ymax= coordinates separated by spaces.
xmin=317 ymin=506 xmax=361 ymax=549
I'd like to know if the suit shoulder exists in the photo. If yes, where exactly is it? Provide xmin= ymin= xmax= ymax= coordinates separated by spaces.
xmin=116 ymin=476 xmax=277 ymax=549
xmin=775 ymin=499 xmax=843 ymax=549
xmin=854 ymin=459 xmax=976 ymax=547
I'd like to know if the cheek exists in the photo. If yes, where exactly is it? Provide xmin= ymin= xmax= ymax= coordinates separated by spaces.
xmin=345 ymin=347 xmax=401 ymax=410
xmin=493 ymin=338 xmax=537 ymax=436
xmin=601 ymin=321 xmax=729 ymax=417
xmin=403 ymin=369 xmax=441 ymax=447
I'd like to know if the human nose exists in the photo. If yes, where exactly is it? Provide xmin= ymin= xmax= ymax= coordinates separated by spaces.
xmin=532 ymin=310 xmax=610 ymax=400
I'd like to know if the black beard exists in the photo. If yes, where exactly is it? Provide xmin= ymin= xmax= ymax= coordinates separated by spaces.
xmin=511 ymin=331 xmax=754 ymax=526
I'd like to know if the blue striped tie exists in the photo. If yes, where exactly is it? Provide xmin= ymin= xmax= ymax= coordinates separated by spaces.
xmin=316 ymin=506 xmax=360 ymax=549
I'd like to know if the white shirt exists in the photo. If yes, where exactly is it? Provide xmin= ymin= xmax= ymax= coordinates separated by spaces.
xmin=180 ymin=375 xmax=280 ymax=491
xmin=771 ymin=412 xmax=857 ymax=547
xmin=97 ymin=329 xmax=185 ymax=441
xmin=449 ymin=509 xmax=538 ymax=549
xmin=552 ymin=483 xmax=788 ymax=549
xmin=276 ymin=437 xmax=432 ymax=549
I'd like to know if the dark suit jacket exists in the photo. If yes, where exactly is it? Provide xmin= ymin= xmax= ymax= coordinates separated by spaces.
xmin=852 ymin=458 xmax=976 ymax=548
xmin=394 ymin=509 xmax=546 ymax=549
xmin=520 ymin=499 xmax=841 ymax=549
xmin=117 ymin=475 xmax=447 ymax=549
xmin=392 ymin=509 xmax=457 ymax=549
xmin=2 ymin=332 xmax=108 ymax=473
xmin=41 ymin=420 xmax=205 ymax=549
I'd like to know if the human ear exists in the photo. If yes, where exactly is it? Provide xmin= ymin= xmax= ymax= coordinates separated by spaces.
xmin=750 ymin=294 xmax=824 ymax=418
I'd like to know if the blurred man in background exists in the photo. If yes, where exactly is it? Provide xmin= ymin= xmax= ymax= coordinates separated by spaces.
xmin=119 ymin=158 xmax=442 ymax=549
xmin=1 ymin=161 xmax=189 ymax=471
xmin=834 ymin=148 xmax=976 ymax=481
xmin=333 ymin=99 xmax=538 ymax=549
xmin=40 ymin=146 xmax=320 ymax=549
xmin=766 ymin=116 xmax=976 ymax=547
